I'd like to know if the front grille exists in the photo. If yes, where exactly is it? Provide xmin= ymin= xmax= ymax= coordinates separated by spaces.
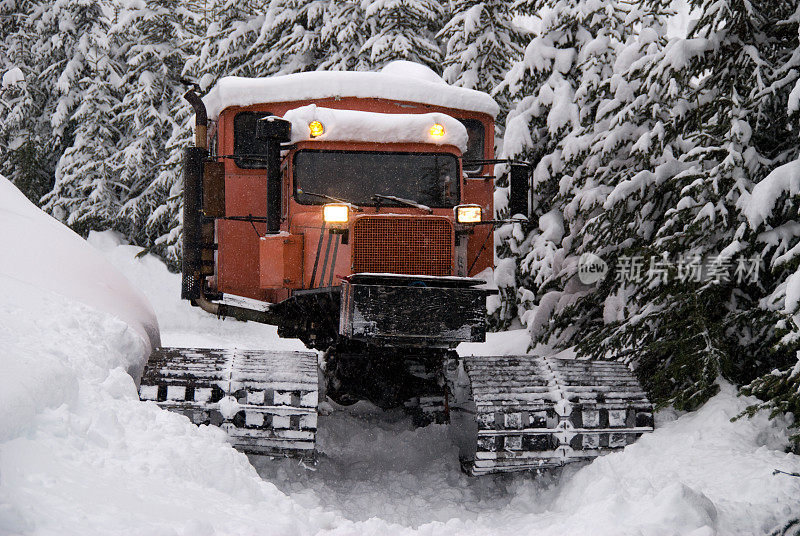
xmin=352 ymin=216 xmax=453 ymax=276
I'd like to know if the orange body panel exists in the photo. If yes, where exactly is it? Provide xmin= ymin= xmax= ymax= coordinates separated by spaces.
xmin=259 ymin=234 xmax=304 ymax=289
xmin=217 ymin=174 xmax=268 ymax=299
xmin=213 ymin=96 xmax=495 ymax=302
xmin=463 ymin=178 xmax=494 ymax=275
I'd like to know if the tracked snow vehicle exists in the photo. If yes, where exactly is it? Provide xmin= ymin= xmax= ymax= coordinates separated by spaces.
xmin=139 ymin=63 xmax=653 ymax=475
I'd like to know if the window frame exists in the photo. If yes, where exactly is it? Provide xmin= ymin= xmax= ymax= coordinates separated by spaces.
xmin=233 ymin=111 xmax=274 ymax=169
xmin=458 ymin=118 xmax=486 ymax=176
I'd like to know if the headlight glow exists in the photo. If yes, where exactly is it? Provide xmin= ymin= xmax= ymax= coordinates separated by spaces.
xmin=456 ymin=204 xmax=482 ymax=224
xmin=323 ymin=203 xmax=348 ymax=224
xmin=309 ymin=120 xmax=325 ymax=138
xmin=429 ymin=123 xmax=445 ymax=138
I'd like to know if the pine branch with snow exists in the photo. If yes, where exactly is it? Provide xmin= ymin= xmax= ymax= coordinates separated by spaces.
xmin=438 ymin=0 xmax=525 ymax=121
xmin=39 ymin=0 xmax=127 ymax=229
xmin=562 ymin=0 xmax=800 ymax=410
xmin=359 ymin=0 xmax=444 ymax=72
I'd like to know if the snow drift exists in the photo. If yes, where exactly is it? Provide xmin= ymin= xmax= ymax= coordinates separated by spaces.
xmin=0 ymin=176 xmax=157 ymax=441
xmin=0 ymin=176 xmax=158 ymax=351
xmin=0 ymin=180 xmax=341 ymax=535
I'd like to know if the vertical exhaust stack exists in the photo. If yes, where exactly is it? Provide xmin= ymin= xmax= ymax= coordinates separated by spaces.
xmin=181 ymin=89 xmax=209 ymax=301
xmin=184 ymin=90 xmax=208 ymax=150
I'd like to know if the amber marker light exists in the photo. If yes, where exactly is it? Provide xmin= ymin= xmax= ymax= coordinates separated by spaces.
xmin=323 ymin=203 xmax=349 ymax=224
xmin=455 ymin=204 xmax=482 ymax=224
xmin=429 ymin=123 xmax=445 ymax=138
xmin=309 ymin=120 xmax=325 ymax=138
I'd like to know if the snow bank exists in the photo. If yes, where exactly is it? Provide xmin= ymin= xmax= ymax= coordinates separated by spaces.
xmin=0 ymin=177 xmax=158 ymax=440
xmin=0 ymin=176 xmax=158 ymax=350
xmin=0 ymin=360 xmax=338 ymax=535
xmin=203 ymin=61 xmax=499 ymax=121
xmin=549 ymin=383 xmax=799 ymax=535
xmin=283 ymin=104 xmax=468 ymax=151
xmin=0 ymin=200 xmax=337 ymax=533
xmin=0 ymin=286 xmax=151 ymax=442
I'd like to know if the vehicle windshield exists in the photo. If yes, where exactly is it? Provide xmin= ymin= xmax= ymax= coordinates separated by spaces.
xmin=293 ymin=150 xmax=460 ymax=207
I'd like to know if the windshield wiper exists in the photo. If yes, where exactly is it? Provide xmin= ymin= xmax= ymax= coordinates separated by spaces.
xmin=371 ymin=194 xmax=433 ymax=214
xmin=297 ymin=189 xmax=357 ymax=208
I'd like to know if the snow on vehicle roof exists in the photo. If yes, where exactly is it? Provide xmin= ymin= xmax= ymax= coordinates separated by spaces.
xmin=203 ymin=61 xmax=500 ymax=120
xmin=282 ymin=104 xmax=468 ymax=151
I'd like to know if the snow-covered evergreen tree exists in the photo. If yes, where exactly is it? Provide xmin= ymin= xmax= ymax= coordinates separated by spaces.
xmin=497 ymin=0 xmax=800 ymax=413
xmin=318 ymin=1 xmax=371 ymax=71
xmin=191 ymin=0 xmax=332 ymax=89
xmin=739 ymin=157 xmax=800 ymax=448
xmin=491 ymin=0 xmax=652 ymax=329
xmin=38 ymin=0 xmax=126 ymax=230
xmin=359 ymin=0 xmax=444 ymax=72
xmin=263 ymin=0 xmax=329 ymax=74
xmin=136 ymin=98 xmax=193 ymax=268
xmin=46 ymin=73 xmax=123 ymax=229
xmin=438 ymin=0 xmax=524 ymax=116
xmin=0 ymin=0 xmax=63 ymax=203
xmin=517 ymin=2 xmax=703 ymax=400
xmin=110 ymin=0 xmax=202 ymax=264
xmin=737 ymin=12 xmax=800 ymax=445
xmin=187 ymin=0 xmax=266 ymax=82
xmin=584 ymin=0 xmax=800 ymax=410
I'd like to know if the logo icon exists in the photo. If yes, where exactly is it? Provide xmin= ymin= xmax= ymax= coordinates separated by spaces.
xmin=578 ymin=253 xmax=608 ymax=285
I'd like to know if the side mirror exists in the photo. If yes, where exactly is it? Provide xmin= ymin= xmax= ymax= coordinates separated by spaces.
xmin=508 ymin=163 xmax=531 ymax=219
xmin=256 ymin=116 xmax=292 ymax=142
xmin=257 ymin=116 xmax=292 ymax=234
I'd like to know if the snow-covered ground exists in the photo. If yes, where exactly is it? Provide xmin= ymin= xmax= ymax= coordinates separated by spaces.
xmin=2 ymin=183 xmax=799 ymax=535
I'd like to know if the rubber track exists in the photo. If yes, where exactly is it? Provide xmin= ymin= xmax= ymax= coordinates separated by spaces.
xmin=139 ymin=347 xmax=318 ymax=459
xmin=458 ymin=355 xmax=654 ymax=476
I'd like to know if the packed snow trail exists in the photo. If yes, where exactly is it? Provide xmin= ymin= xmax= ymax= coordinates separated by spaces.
xmin=251 ymin=403 xmax=567 ymax=527
xmin=1 ymin=200 xmax=799 ymax=535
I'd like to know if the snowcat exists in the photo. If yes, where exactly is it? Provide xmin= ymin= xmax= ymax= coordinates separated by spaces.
xmin=139 ymin=63 xmax=654 ymax=475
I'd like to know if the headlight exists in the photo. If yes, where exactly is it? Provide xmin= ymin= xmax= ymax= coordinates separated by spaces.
xmin=323 ymin=203 xmax=348 ymax=224
xmin=455 ymin=204 xmax=481 ymax=224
